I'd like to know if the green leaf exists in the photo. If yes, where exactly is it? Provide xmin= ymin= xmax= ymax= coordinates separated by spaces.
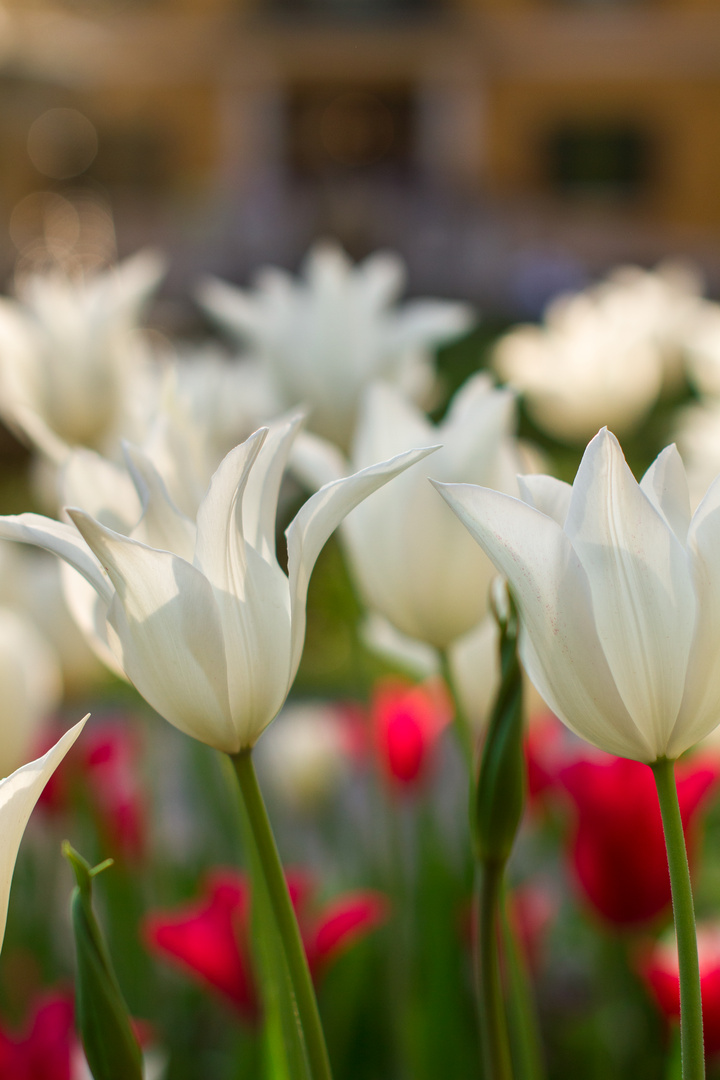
xmin=63 ymin=843 xmax=144 ymax=1080
xmin=473 ymin=585 xmax=525 ymax=865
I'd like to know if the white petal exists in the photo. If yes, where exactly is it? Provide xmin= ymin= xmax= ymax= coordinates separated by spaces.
xmin=61 ymin=449 xmax=141 ymax=533
xmin=215 ymin=543 xmax=292 ymax=749
xmin=0 ymin=716 xmax=87 ymax=950
xmin=384 ymin=300 xmax=474 ymax=353
xmin=289 ymin=431 xmax=347 ymax=493
xmin=193 ymin=429 xmax=267 ymax=592
xmin=640 ymin=444 xmax=692 ymax=544
xmin=123 ymin=444 xmax=196 ymax=560
xmin=68 ymin=512 xmax=234 ymax=751
xmin=564 ymin=430 xmax=696 ymax=756
xmin=353 ymin=382 xmax=433 ymax=466
xmin=241 ymin=413 xmax=304 ymax=561
xmin=360 ymin=612 xmax=440 ymax=678
xmin=434 ymin=481 xmax=652 ymax=759
xmin=0 ymin=514 xmax=112 ymax=604
xmin=673 ymin=473 xmax=720 ymax=753
xmin=286 ymin=445 xmax=439 ymax=680
xmin=517 ymin=474 xmax=573 ymax=526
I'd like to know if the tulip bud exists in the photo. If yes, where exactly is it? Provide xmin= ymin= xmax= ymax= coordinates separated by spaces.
xmin=63 ymin=844 xmax=143 ymax=1080
xmin=473 ymin=583 xmax=525 ymax=865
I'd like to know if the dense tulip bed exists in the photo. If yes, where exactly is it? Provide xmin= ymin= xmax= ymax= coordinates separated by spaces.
xmin=0 ymin=244 xmax=719 ymax=1077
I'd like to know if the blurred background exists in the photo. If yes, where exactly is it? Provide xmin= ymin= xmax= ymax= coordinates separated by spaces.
xmin=3 ymin=0 xmax=720 ymax=316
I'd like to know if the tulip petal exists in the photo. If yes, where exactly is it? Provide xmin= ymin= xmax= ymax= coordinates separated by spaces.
xmin=61 ymin=449 xmax=141 ymax=533
xmin=0 ymin=514 xmax=112 ymax=604
xmin=517 ymin=474 xmax=573 ymax=526
xmin=123 ymin=444 xmax=196 ymax=561
xmin=193 ymin=430 xmax=267 ymax=593
xmin=434 ymin=482 xmax=652 ymax=760
xmin=565 ymin=430 xmax=696 ymax=756
xmin=640 ymin=444 xmax=692 ymax=544
xmin=289 ymin=431 xmax=347 ymax=493
xmin=674 ymin=473 xmax=720 ymax=753
xmin=68 ymin=512 xmax=234 ymax=750
xmin=241 ymin=413 xmax=304 ymax=562
xmin=286 ymin=445 xmax=439 ymax=681
xmin=0 ymin=716 xmax=87 ymax=950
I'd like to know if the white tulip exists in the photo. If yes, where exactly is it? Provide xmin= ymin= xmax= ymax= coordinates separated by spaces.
xmin=494 ymin=293 xmax=662 ymax=442
xmin=294 ymin=375 xmax=524 ymax=650
xmin=0 ymin=607 xmax=61 ymax=778
xmin=0 ymin=717 xmax=87 ymax=950
xmin=198 ymin=242 xmax=472 ymax=449
xmin=0 ymin=251 xmax=163 ymax=454
xmin=435 ymin=428 xmax=720 ymax=763
xmin=0 ymin=419 xmax=434 ymax=753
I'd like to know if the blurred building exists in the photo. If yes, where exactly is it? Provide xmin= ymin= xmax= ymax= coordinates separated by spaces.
xmin=2 ymin=0 xmax=720 ymax=310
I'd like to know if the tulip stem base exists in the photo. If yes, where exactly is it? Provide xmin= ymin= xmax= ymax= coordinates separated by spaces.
xmin=477 ymin=859 xmax=514 ymax=1080
xmin=231 ymin=749 xmax=333 ymax=1080
xmin=651 ymin=756 xmax=705 ymax=1080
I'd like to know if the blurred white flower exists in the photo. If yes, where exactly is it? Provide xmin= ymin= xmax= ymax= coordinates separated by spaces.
xmin=0 ymin=717 xmax=87 ymax=951
xmin=255 ymin=700 xmax=356 ymax=809
xmin=293 ymin=374 xmax=523 ymax=650
xmin=0 ymin=606 xmax=61 ymax=777
xmin=0 ymin=419 xmax=434 ymax=752
xmin=0 ymin=250 xmax=163 ymax=455
xmin=673 ymin=401 xmax=720 ymax=510
xmin=172 ymin=344 xmax=279 ymax=462
xmin=494 ymin=290 xmax=662 ymax=442
xmin=591 ymin=261 xmax=704 ymax=388
xmin=0 ymin=544 xmax=107 ymax=696
xmin=198 ymin=241 xmax=473 ymax=449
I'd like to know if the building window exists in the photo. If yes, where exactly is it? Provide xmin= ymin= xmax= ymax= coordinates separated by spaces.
xmin=269 ymin=0 xmax=437 ymax=19
xmin=544 ymin=122 xmax=653 ymax=200
xmin=287 ymin=86 xmax=415 ymax=179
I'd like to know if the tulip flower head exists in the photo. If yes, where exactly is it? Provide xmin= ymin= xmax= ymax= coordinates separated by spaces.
xmin=557 ymin=753 xmax=718 ymax=926
xmin=143 ymin=869 xmax=389 ymax=1018
xmin=642 ymin=923 xmax=720 ymax=1056
xmin=0 ymin=418 xmax=434 ymax=753
xmin=370 ymin=676 xmax=453 ymax=788
xmin=294 ymin=375 xmax=524 ymax=650
xmin=436 ymin=428 xmax=720 ymax=763
xmin=198 ymin=242 xmax=472 ymax=449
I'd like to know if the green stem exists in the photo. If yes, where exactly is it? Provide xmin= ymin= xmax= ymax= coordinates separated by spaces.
xmin=231 ymin=750 xmax=333 ymax=1080
xmin=477 ymin=860 xmax=514 ymax=1080
xmin=651 ymin=756 xmax=705 ymax=1080
xmin=439 ymin=650 xmax=474 ymax=769
xmin=500 ymin=889 xmax=545 ymax=1080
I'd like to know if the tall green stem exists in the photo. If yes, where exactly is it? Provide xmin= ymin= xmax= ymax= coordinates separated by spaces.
xmin=651 ymin=756 xmax=705 ymax=1080
xmin=439 ymin=650 xmax=474 ymax=767
xmin=477 ymin=860 xmax=513 ymax=1080
xmin=231 ymin=750 xmax=333 ymax=1080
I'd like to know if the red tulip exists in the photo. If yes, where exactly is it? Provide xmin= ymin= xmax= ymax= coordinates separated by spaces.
xmin=144 ymin=869 xmax=389 ymax=1018
xmin=642 ymin=924 xmax=720 ymax=1055
xmin=40 ymin=716 xmax=147 ymax=862
xmin=370 ymin=676 xmax=452 ymax=788
xmin=0 ymin=992 xmax=73 ymax=1080
xmin=557 ymin=753 xmax=718 ymax=926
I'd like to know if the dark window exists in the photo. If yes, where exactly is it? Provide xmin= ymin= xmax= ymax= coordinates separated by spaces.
xmin=269 ymin=0 xmax=437 ymax=20
xmin=87 ymin=126 xmax=172 ymax=193
xmin=544 ymin=122 xmax=653 ymax=200
xmin=287 ymin=86 xmax=415 ymax=179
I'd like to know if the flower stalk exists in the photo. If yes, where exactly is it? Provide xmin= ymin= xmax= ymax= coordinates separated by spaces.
xmin=651 ymin=756 xmax=705 ymax=1080
xmin=231 ymin=749 xmax=333 ymax=1080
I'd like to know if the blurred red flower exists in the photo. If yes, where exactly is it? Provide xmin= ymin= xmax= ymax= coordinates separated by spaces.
xmin=557 ymin=753 xmax=718 ymax=927
xmin=143 ymin=869 xmax=389 ymax=1019
xmin=641 ymin=924 xmax=720 ymax=1055
xmin=0 ymin=992 xmax=73 ymax=1080
xmin=369 ymin=676 xmax=452 ymax=787
xmin=40 ymin=716 xmax=147 ymax=862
